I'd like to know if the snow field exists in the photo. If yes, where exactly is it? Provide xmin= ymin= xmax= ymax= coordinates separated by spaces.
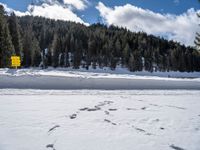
xmin=0 ymin=90 xmax=199 ymax=150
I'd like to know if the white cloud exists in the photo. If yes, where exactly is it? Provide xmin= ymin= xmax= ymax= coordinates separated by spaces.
xmin=0 ymin=1 xmax=89 ymax=25
xmin=96 ymin=2 xmax=200 ymax=46
xmin=27 ymin=3 xmax=89 ymax=25
xmin=37 ymin=0 xmax=89 ymax=10
xmin=63 ymin=0 xmax=89 ymax=10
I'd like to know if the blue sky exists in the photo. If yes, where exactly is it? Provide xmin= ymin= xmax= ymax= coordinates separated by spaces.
xmin=1 ymin=0 xmax=199 ymax=24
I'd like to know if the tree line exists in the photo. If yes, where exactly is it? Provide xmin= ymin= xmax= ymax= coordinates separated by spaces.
xmin=195 ymin=1 xmax=200 ymax=51
xmin=0 ymin=5 xmax=200 ymax=72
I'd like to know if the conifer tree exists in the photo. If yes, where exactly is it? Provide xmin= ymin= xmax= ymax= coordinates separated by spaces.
xmin=0 ymin=5 xmax=14 ymax=68
xmin=51 ymin=33 xmax=60 ymax=67
xmin=22 ymin=26 xmax=40 ymax=67
xmin=8 ymin=13 xmax=23 ymax=57
xmin=195 ymin=13 xmax=200 ymax=50
xmin=194 ymin=0 xmax=200 ymax=50
xmin=122 ymin=43 xmax=130 ymax=66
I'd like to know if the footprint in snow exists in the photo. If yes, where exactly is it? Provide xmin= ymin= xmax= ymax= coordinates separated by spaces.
xmin=96 ymin=102 xmax=107 ymax=107
xmin=141 ymin=107 xmax=147 ymax=110
xmin=99 ymin=101 xmax=113 ymax=107
xmin=170 ymin=144 xmax=185 ymax=150
xmin=135 ymin=127 xmax=145 ymax=132
xmin=108 ymin=108 xmax=117 ymax=111
xmin=132 ymin=126 xmax=153 ymax=135
xmin=46 ymin=144 xmax=56 ymax=150
xmin=149 ymin=103 xmax=162 ymax=107
xmin=104 ymin=119 xmax=111 ymax=123
xmin=79 ymin=107 xmax=89 ymax=111
xmin=103 ymin=100 xmax=114 ymax=105
xmin=160 ymin=127 xmax=165 ymax=130
xmin=87 ymin=106 xmax=101 ymax=111
xmin=79 ymin=106 xmax=101 ymax=112
xmin=104 ymin=119 xmax=117 ymax=126
xmin=127 ymin=108 xmax=137 ymax=111
xmin=104 ymin=111 xmax=110 ymax=115
xmin=70 ymin=114 xmax=77 ymax=119
xmin=48 ymin=125 xmax=60 ymax=132
xmin=166 ymin=105 xmax=186 ymax=110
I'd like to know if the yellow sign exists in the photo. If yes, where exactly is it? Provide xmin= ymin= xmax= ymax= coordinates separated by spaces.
xmin=11 ymin=56 xmax=21 ymax=68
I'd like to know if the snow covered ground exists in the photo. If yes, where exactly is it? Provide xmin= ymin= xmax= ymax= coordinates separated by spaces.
xmin=0 ymin=90 xmax=200 ymax=150
xmin=0 ymin=68 xmax=200 ymax=89
xmin=1 ymin=67 xmax=200 ymax=78
xmin=0 ymin=68 xmax=200 ymax=149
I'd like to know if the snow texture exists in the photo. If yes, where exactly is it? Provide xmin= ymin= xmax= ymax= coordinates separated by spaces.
xmin=0 ymin=68 xmax=200 ymax=90
xmin=0 ymin=90 xmax=199 ymax=150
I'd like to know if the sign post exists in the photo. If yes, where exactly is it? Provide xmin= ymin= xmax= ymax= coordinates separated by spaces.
xmin=11 ymin=56 xmax=21 ymax=69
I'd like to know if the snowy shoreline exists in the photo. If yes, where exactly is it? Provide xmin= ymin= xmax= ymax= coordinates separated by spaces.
xmin=0 ymin=68 xmax=200 ymax=90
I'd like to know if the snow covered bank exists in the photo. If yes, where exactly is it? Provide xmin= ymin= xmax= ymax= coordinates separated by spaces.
xmin=0 ymin=90 xmax=200 ymax=150
xmin=0 ymin=68 xmax=200 ymax=90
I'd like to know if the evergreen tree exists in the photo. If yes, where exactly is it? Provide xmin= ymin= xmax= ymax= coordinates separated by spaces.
xmin=195 ymin=0 xmax=200 ymax=50
xmin=128 ymin=53 xmax=135 ymax=71
xmin=122 ymin=43 xmax=130 ymax=66
xmin=115 ymin=39 xmax=121 ymax=57
xmin=31 ymin=37 xmax=41 ymax=67
xmin=87 ymin=36 xmax=96 ymax=67
xmin=0 ymin=5 xmax=14 ymax=68
xmin=22 ymin=26 xmax=40 ymax=67
xmin=51 ymin=33 xmax=60 ymax=68
xmin=8 ymin=13 xmax=23 ymax=57
xmin=73 ymin=39 xmax=82 ymax=69
xmin=195 ymin=13 xmax=200 ymax=50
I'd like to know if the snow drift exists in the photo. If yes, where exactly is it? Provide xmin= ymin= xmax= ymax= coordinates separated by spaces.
xmin=0 ymin=68 xmax=200 ymax=90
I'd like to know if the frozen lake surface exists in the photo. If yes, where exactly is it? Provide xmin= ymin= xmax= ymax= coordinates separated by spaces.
xmin=0 ymin=89 xmax=200 ymax=150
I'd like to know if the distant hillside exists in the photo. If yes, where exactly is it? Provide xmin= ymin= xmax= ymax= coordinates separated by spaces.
xmin=0 ymin=5 xmax=200 ymax=72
